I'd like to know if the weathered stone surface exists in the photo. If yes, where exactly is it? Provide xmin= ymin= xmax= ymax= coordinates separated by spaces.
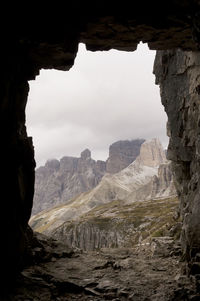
xmin=155 ymin=162 xmax=176 ymax=197
xmin=51 ymin=197 xmax=179 ymax=251
xmin=154 ymin=49 xmax=200 ymax=268
xmin=106 ymin=139 xmax=145 ymax=173
xmin=32 ymin=150 xmax=106 ymax=215
xmin=4 ymin=231 xmax=198 ymax=301
xmin=137 ymin=138 xmax=166 ymax=167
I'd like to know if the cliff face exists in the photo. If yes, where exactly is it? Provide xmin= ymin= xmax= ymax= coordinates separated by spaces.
xmin=154 ymin=49 xmax=200 ymax=265
xmin=51 ymin=197 xmax=179 ymax=251
xmin=137 ymin=138 xmax=166 ymax=167
xmin=106 ymin=139 xmax=145 ymax=173
xmin=32 ymin=149 xmax=106 ymax=215
xmin=94 ymin=139 xmax=175 ymax=206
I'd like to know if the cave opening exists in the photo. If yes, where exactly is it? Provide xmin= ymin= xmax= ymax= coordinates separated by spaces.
xmin=26 ymin=42 xmax=178 ymax=252
xmin=26 ymin=42 xmax=167 ymax=167
xmin=3 ymin=5 xmax=200 ymax=298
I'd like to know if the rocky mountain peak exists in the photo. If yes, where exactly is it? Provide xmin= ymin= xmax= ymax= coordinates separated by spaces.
xmin=32 ymin=149 xmax=105 ymax=215
xmin=137 ymin=138 xmax=166 ymax=167
xmin=106 ymin=139 xmax=145 ymax=173
xmin=81 ymin=148 xmax=91 ymax=160
xmin=30 ymin=138 xmax=177 ymax=252
xmin=32 ymin=138 xmax=168 ymax=216
xmin=45 ymin=159 xmax=60 ymax=171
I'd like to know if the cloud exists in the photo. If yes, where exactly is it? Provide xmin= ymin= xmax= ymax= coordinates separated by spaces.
xmin=26 ymin=43 xmax=168 ymax=167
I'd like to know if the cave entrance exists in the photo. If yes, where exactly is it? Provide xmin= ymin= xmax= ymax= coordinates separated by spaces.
xmin=27 ymin=43 xmax=178 ymax=251
xmin=27 ymin=43 xmax=167 ymax=167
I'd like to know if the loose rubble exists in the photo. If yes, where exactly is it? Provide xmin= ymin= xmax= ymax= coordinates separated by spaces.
xmin=4 ymin=232 xmax=199 ymax=301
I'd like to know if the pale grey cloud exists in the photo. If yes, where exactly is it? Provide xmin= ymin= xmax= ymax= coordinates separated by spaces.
xmin=26 ymin=43 xmax=168 ymax=167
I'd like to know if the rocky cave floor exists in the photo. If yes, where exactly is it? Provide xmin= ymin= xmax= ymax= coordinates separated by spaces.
xmin=6 ymin=233 xmax=200 ymax=301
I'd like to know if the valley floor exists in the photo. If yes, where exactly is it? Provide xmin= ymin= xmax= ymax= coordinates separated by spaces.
xmin=5 ymin=233 xmax=198 ymax=301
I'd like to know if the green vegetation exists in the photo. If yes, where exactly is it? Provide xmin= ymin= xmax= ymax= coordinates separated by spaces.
xmin=31 ymin=195 xmax=180 ymax=250
xmin=59 ymin=197 xmax=180 ymax=248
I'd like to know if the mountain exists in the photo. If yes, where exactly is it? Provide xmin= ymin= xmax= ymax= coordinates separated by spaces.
xmin=32 ymin=149 xmax=106 ymax=215
xmin=32 ymin=139 xmax=145 ymax=215
xmin=30 ymin=138 xmax=177 ymax=249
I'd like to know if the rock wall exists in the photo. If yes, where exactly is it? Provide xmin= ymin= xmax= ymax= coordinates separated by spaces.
xmin=0 ymin=46 xmax=36 ymax=286
xmin=106 ymin=139 xmax=145 ymax=173
xmin=51 ymin=197 xmax=179 ymax=251
xmin=33 ymin=149 xmax=106 ymax=215
xmin=154 ymin=162 xmax=176 ymax=198
xmin=53 ymin=220 xmax=123 ymax=250
xmin=137 ymin=138 xmax=166 ymax=167
xmin=154 ymin=49 xmax=200 ymax=268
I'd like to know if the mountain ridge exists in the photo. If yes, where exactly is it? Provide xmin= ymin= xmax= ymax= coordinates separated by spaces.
xmin=30 ymin=138 xmax=177 ymax=245
xmin=32 ymin=139 xmax=145 ymax=215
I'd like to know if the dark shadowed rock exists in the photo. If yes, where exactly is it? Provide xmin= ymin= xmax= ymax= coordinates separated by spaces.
xmin=106 ymin=139 xmax=145 ymax=173
xmin=81 ymin=148 xmax=91 ymax=160
xmin=45 ymin=159 xmax=60 ymax=171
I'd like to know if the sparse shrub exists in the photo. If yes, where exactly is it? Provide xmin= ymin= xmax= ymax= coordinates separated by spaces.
xmin=152 ymin=228 xmax=165 ymax=237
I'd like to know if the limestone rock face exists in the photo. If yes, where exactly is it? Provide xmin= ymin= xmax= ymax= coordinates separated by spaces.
xmin=156 ymin=162 xmax=176 ymax=197
xmin=106 ymin=139 xmax=145 ymax=173
xmin=32 ymin=151 xmax=106 ymax=215
xmin=138 ymin=138 xmax=166 ymax=167
xmin=51 ymin=197 xmax=179 ymax=252
xmin=154 ymin=49 xmax=200 ymax=266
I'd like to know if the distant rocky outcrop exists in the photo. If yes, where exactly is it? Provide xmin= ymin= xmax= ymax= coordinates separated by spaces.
xmin=33 ymin=139 xmax=145 ymax=215
xmin=137 ymin=138 xmax=166 ymax=167
xmin=30 ymin=139 xmax=177 ymax=246
xmin=106 ymin=139 xmax=145 ymax=173
xmin=51 ymin=197 xmax=179 ymax=251
xmin=32 ymin=149 xmax=106 ymax=215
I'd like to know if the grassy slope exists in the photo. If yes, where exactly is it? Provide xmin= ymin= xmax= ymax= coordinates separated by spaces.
xmin=49 ymin=197 xmax=180 ymax=248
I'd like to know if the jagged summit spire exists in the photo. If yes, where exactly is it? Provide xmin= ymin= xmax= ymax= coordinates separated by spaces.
xmin=81 ymin=148 xmax=91 ymax=160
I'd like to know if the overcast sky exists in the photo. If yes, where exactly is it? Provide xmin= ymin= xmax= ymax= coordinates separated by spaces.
xmin=26 ymin=43 xmax=168 ymax=167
